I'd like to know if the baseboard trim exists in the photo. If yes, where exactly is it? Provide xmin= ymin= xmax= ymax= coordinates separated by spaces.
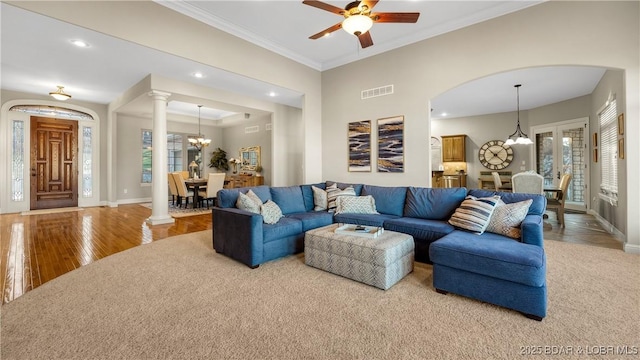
xmin=586 ymin=209 xmax=625 ymax=242
xmin=118 ymin=197 xmax=152 ymax=205
xmin=623 ymin=243 xmax=640 ymax=254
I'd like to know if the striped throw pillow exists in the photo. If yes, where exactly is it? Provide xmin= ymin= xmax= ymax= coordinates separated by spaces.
xmin=448 ymin=195 xmax=501 ymax=234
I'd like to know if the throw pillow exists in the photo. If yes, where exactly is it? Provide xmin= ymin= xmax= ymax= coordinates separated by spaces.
xmin=448 ymin=195 xmax=501 ymax=234
xmin=261 ymin=200 xmax=284 ymax=224
xmin=327 ymin=186 xmax=356 ymax=212
xmin=335 ymin=195 xmax=379 ymax=215
xmin=486 ymin=199 xmax=533 ymax=239
xmin=236 ymin=190 xmax=262 ymax=214
xmin=312 ymin=185 xmax=329 ymax=211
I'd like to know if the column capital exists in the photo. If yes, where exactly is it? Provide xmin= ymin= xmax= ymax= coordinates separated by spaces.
xmin=148 ymin=90 xmax=171 ymax=101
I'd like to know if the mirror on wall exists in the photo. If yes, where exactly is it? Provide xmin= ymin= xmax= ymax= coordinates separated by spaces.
xmin=240 ymin=146 xmax=261 ymax=171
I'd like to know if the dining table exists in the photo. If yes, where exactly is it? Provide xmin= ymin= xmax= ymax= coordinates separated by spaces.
xmin=498 ymin=184 xmax=563 ymax=200
xmin=184 ymin=178 xmax=208 ymax=208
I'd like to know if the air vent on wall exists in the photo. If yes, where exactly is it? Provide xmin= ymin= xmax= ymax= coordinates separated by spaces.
xmin=245 ymin=125 xmax=259 ymax=134
xmin=361 ymin=85 xmax=394 ymax=100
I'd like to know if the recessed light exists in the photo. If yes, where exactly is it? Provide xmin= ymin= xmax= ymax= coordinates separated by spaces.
xmin=269 ymin=91 xmax=277 ymax=97
xmin=70 ymin=39 xmax=90 ymax=48
xmin=193 ymin=72 xmax=205 ymax=79
xmin=441 ymin=112 xmax=448 ymax=117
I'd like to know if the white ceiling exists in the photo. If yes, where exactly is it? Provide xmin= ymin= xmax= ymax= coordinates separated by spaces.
xmin=1 ymin=1 xmax=607 ymax=122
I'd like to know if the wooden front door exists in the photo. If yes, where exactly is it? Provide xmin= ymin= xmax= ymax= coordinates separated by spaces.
xmin=30 ymin=117 xmax=78 ymax=209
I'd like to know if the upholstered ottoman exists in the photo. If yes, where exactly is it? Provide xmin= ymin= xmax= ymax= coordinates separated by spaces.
xmin=304 ymin=224 xmax=414 ymax=290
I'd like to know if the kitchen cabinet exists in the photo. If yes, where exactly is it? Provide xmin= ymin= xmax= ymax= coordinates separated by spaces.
xmin=441 ymin=135 xmax=466 ymax=162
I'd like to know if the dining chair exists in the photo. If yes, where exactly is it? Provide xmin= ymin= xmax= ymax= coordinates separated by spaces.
xmin=511 ymin=172 xmax=544 ymax=195
xmin=168 ymin=172 xmax=179 ymax=206
xmin=546 ymin=173 xmax=572 ymax=228
xmin=199 ymin=173 xmax=226 ymax=208
xmin=491 ymin=172 xmax=505 ymax=191
xmin=171 ymin=172 xmax=195 ymax=209
xmin=180 ymin=170 xmax=190 ymax=180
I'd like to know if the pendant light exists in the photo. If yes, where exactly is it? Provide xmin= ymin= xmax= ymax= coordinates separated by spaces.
xmin=188 ymin=105 xmax=212 ymax=151
xmin=505 ymin=84 xmax=533 ymax=145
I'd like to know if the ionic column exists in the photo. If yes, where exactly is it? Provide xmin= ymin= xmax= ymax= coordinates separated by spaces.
xmin=146 ymin=90 xmax=174 ymax=225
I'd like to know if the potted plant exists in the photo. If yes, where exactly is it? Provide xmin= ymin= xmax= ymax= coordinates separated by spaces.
xmin=255 ymin=165 xmax=263 ymax=176
xmin=209 ymin=148 xmax=229 ymax=172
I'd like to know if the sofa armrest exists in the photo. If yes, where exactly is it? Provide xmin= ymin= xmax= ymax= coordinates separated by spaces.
xmin=213 ymin=207 xmax=264 ymax=268
xmin=520 ymin=214 xmax=544 ymax=247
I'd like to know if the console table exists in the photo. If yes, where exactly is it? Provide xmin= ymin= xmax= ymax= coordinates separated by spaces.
xmin=225 ymin=175 xmax=264 ymax=189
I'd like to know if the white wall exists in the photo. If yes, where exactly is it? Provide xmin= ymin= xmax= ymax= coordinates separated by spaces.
xmin=322 ymin=2 xmax=639 ymax=250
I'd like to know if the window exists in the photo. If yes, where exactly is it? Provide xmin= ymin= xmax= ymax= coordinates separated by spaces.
xmin=599 ymin=98 xmax=617 ymax=204
xmin=82 ymin=126 xmax=93 ymax=197
xmin=11 ymin=120 xmax=25 ymax=201
xmin=142 ymin=130 xmax=153 ymax=183
xmin=141 ymin=131 xmax=189 ymax=183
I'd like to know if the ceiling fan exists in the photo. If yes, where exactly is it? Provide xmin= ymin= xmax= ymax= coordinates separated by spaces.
xmin=303 ymin=0 xmax=420 ymax=49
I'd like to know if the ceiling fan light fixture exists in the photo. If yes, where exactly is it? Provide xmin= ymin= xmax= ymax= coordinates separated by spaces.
xmin=342 ymin=14 xmax=373 ymax=35
xmin=49 ymin=86 xmax=71 ymax=101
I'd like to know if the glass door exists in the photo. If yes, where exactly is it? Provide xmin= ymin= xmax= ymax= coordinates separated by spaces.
xmin=532 ymin=118 xmax=588 ymax=212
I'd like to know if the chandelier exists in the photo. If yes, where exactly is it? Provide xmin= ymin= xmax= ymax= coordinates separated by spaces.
xmin=505 ymin=84 xmax=533 ymax=145
xmin=188 ymin=105 xmax=211 ymax=151
xmin=49 ymin=86 xmax=72 ymax=101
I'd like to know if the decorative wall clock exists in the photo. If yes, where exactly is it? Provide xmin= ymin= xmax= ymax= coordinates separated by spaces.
xmin=479 ymin=140 xmax=514 ymax=170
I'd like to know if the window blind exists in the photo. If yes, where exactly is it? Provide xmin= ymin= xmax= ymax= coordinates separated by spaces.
xmin=599 ymin=98 xmax=617 ymax=202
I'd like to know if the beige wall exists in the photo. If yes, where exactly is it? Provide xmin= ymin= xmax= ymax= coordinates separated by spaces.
xmin=322 ymin=1 xmax=639 ymax=249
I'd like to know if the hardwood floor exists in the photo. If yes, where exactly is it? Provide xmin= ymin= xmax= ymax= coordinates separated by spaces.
xmin=1 ymin=205 xmax=622 ymax=305
xmin=1 ymin=204 xmax=211 ymax=304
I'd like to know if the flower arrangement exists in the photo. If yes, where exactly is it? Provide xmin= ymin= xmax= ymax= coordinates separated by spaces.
xmin=228 ymin=158 xmax=241 ymax=174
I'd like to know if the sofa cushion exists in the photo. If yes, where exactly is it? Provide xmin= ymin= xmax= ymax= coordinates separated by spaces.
xmin=404 ymin=187 xmax=467 ymax=220
xmin=261 ymin=200 xmax=284 ymax=224
xmin=486 ymin=199 xmax=533 ymax=239
xmin=384 ymin=217 xmax=455 ymax=242
xmin=236 ymin=190 xmax=262 ymax=214
xmin=334 ymin=213 xmax=400 ymax=227
xmin=217 ymin=185 xmax=272 ymax=208
xmin=300 ymin=183 xmax=326 ymax=212
xmin=429 ymin=231 xmax=546 ymax=287
xmin=287 ymin=211 xmax=334 ymax=232
xmin=270 ymin=186 xmax=306 ymax=215
xmin=335 ymin=195 xmax=379 ymax=215
xmin=449 ymin=195 xmax=500 ymax=234
xmin=262 ymin=217 xmax=303 ymax=244
xmin=361 ymin=185 xmax=407 ymax=217
xmin=468 ymin=189 xmax=546 ymax=216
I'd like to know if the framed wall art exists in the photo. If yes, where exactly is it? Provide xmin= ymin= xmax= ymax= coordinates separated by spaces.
xmin=618 ymin=113 xmax=624 ymax=135
xmin=618 ymin=138 xmax=625 ymax=160
xmin=348 ymin=120 xmax=372 ymax=172
xmin=377 ymin=115 xmax=404 ymax=172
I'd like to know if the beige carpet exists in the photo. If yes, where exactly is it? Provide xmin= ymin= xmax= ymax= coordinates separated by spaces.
xmin=2 ymin=231 xmax=639 ymax=359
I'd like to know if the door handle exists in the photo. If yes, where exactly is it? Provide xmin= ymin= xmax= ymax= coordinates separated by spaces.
xmin=31 ymin=168 xmax=36 ymax=177
xmin=557 ymin=171 xmax=561 ymax=179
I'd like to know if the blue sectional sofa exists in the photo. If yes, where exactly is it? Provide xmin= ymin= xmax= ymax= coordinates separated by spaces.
xmin=212 ymin=182 xmax=547 ymax=319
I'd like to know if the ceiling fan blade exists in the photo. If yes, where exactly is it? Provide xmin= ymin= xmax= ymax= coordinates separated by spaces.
xmin=358 ymin=31 xmax=374 ymax=48
xmin=302 ymin=0 xmax=345 ymax=15
xmin=371 ymin=12 xmax=420 ymax=23
xmin=309 ymin=22 xmax=343 ymax=39
xmin=360 ymin=0 xmax=379 ymax=11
